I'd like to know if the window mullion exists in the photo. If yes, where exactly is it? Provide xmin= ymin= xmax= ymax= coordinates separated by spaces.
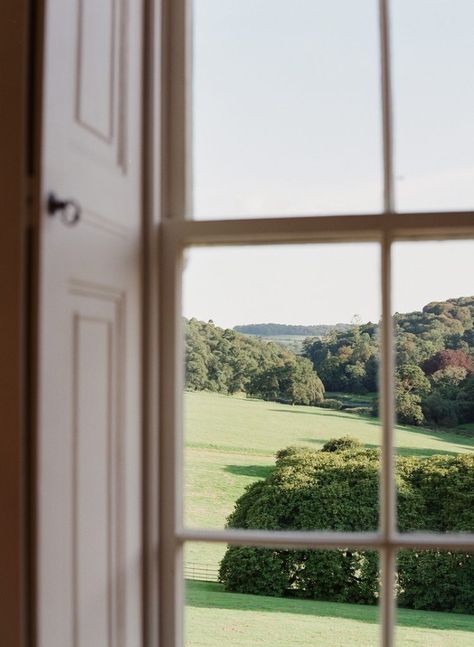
xmin=379 ymin=0 xmax=396 ymax=645
xmin=158 ymin=226 xmax=185 ymax=647
xmin=380 ymin=233 xmax=396 ymax=647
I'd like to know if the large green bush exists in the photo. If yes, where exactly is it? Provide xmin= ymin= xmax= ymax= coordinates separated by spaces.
xmin=219 ymin=443 xmax=474 ymax=613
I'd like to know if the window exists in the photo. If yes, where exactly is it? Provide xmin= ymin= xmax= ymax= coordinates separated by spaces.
xmin=157 ymin=1 xmax=474 ymax=645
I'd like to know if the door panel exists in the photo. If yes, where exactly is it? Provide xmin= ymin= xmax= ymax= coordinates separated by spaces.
xmin=38 ymin=0 xmax=142 ymax=645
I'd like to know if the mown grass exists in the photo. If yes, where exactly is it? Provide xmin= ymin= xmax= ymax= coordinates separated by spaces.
xmin=186 ymin=581 xmax=474 ymax=647
xmin=184 ymin=390 xmax=474 ymax=645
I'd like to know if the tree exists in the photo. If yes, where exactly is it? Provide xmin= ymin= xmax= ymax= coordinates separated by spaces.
xmin=396 ymin=364 xmax=431 ymax=396
xmin=422 ymin=349 xmax=473 ymax=376
xmin=395 ymin=390 xmax=424 ymax=426
xmin=248 ymin=357 xmax=324 ymax=405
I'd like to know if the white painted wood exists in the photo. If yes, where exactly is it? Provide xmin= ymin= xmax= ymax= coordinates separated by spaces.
xmin=37 ymin=1 xmax=143 ymax=645
xmin=160 ymin=0 xmax=192 ymax=220
xmin=177 ymin=528 xmax=474 ymax=551
xmin=379 ymin=1 xmax=396 ymax=642
xmin=380 ymin=233 xmax=396 ymax=647
xmin=156 ymin=0 xmax=474 ymax=646
xmin=161 ymin=211 xmax=474 ymax=248
xmin=158 ymin=1 xmax=189 ymax=645
xmin=158 ymin=226 xmax=185 ymax=647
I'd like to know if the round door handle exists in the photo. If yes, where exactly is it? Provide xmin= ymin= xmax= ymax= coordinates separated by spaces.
xmin=47 ymin=192 xmax=81 ymax=226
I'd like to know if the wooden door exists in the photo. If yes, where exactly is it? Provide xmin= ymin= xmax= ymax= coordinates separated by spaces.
xmin=37 ymin=1 xmax=143 ymax=645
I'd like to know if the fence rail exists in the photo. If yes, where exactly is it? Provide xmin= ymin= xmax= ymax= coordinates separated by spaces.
xmin=184 ymin=562 xmax=219 ymax=583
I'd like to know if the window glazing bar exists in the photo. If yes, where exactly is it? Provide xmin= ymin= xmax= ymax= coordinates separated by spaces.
xmin=162 ymin=211 xmax=474 ymax=247
xmin=178 ymin=528 xmax=474 ymax=551
xmin=379 ymin=0 xmax=396 ymax=644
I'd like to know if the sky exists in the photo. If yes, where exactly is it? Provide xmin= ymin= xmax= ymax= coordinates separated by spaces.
xmin=184 ymin=1 xmax=474 ymax=328
xmin=183 ymin=241 xmax=474 ymax=329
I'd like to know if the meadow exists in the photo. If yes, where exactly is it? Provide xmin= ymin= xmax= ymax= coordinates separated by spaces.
xmin=184 ymin=390 xmax=474 ymax=645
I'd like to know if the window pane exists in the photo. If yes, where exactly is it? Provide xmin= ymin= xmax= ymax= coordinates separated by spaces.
xmin=192 ymin=0 xmax=382 ymax=219
xmin=185 ymin=542 xmax=380 ymax=647
xmin=396 ymin=550 xmax=474 ymax=646
xmin=182 ymin=243 xmax=381 ymax=533
xmin=393 ymin=241 xmax=474 ymax=533
xmin=392 ymin=0 xmax=474 ymax=212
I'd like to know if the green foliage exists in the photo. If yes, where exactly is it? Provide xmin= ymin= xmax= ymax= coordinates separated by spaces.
xmin=319 ymin=398 xmax=343 ymax=410
xmin=290 ymin=549 xmax=378 ymax=605
xmin=219 ymin=444 xmax=474 ymax=613
xmin=218 ymin=547 xmax=289 ymax=597
xmin=303 ymin=324 xmax=378 ymax=394
xmin=396 ymin=364 xmax=431 ymax=397
xmin=423 ymin=392 xmax=462 ymax=428
xmin=303 ymin=296 xmax=474 ymax=429
xmin=321 ymin=436 xmax=363 ymax=452
xmin=185 ymin=318 xmax=323 ymax=405
xmin=395 ymin=390 xmax=424 ymax=426
xmin=397 ymin=551 xmax=474 ymax=613
xmin=247 ymin=356 xmax=324 ymax=405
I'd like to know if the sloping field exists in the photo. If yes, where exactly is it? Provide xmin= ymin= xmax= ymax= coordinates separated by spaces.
xmin=184 ymin=391 xmax=474 ymax=646
xmin=184 ymin=390 xmax=474 ymax=563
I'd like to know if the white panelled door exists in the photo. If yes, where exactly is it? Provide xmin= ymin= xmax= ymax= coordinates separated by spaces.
xmin=37 ymin=1 xmax=143 ymax=645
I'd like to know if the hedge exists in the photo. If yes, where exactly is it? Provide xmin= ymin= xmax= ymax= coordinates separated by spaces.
xmin=219 ymin=443 xmax=474 ymax=613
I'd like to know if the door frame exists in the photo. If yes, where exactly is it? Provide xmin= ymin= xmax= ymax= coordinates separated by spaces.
xmin=0 ymin=1 xmax=35 ymax=646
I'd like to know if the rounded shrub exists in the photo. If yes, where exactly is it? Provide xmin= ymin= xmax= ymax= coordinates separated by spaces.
xmin=219 ymin=442 xmax=474 ymax=612
xmin=320 ymin=436 xmax=363 ymax=453
xmin=319 ymin=398 xmax=343 ymax=410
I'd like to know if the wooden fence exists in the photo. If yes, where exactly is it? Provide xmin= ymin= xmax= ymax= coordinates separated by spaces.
xmin=184 ymin=562 xmax=219 ymax=582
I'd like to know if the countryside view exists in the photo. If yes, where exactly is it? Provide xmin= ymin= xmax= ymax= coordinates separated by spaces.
xmin=182 ymin=242 xmax=474 ymax=646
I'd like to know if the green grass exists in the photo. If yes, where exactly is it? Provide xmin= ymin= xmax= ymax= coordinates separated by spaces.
xmin=184 ymin=390 xmax=474 ymax=564
xmin=186 ymin=581 xmax=474 ymax=647
xmin=184 ymin=390 xmax=474 ymax=645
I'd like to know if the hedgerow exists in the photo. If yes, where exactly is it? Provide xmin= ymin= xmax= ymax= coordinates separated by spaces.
xmin=219 ymin=443 xmax=474 ymax=612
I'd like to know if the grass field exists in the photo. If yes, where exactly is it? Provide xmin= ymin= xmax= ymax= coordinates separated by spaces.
xmin=184 ymin=390 xmax=474 ymax=645
xmin=186 ymin=581 xmax=474 ymax=647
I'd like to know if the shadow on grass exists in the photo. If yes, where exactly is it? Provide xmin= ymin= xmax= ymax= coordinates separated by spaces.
xmin=186 ymin=581 xmax=474 ymax=632
xmin=223 ymin=464 xmax=274 ymax=479
xmin=270 ymin=408 xmax=474 ymax=452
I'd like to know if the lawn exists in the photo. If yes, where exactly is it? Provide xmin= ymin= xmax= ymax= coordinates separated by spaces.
xmin=186 ymin=581 xmax=474 ymax=647
xmin=184 ymin=390 xmax=474 ymax=563
xmin=184 ymin=390 xmax=474 ymax=645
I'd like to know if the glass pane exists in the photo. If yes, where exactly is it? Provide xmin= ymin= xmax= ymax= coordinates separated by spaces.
xmin=185 ymin=542 xmax=380 ymax=647
xmin=393 ymin=241 xmax=474 ymax=533
xmin=392 ymin=0 xmax=474 ymax=212
xmin=192 ymin=0 xmax=382 ymax=219
xmin=396 ymin=550 xmax=474 ymax=646
xmin=182 ymin=243 xmax=381 ymax=534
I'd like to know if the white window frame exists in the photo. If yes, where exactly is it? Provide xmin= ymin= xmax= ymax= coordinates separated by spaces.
xmin=155 ymin=1 xmax=474 ymax=646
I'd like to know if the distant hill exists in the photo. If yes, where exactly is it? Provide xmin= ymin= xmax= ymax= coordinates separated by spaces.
xmin=233 ymin=323 xmax=354 ymax=337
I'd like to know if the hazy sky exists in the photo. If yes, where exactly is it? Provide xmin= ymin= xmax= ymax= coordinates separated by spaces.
xmin=184 ymin=1 xmax=474 ymax=328
xmin=183 ymin=241 xmax=474 ymax=329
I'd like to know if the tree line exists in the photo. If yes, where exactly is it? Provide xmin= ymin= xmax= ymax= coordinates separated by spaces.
xmin=233 ymin=322 xmax=353 ymax=337
xmin=185 ymin=318 xmax=324 ymax=406
xmin=302 ymin=296 xmax=474 ymax=427
xmin=186 ymin=295 xmax=474 ymax=429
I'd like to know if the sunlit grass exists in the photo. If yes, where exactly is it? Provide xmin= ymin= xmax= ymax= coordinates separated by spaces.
xmin=184 ymin=390 xmax=474 ymax=564
xmin=186 ymin=581 xmax=474 ymax=647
